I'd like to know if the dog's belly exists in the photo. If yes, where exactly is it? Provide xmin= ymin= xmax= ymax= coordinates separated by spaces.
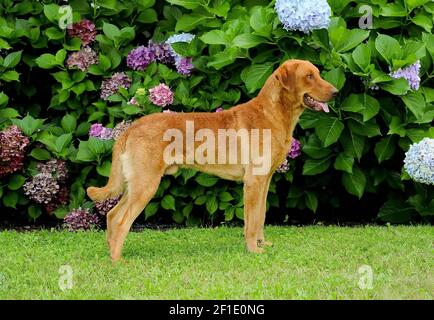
xmin=165 ymin=164 xmax=245 ymax=181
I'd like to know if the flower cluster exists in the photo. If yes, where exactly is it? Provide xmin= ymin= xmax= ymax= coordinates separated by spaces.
xmin=64 ymin=208 xmax=100 ymax=231
xmin=24 ymin=159 xmax=70 ymax=213
xmin=89 ymin=121 xmax=132 ymax=141
xmin=95 ymin=196 xmax=121 ymax=216
xmin=44 ymin=185 xmax=69 ymax=215
xmin=389 ymin=61 xmax=421 ymax=91
xmin=127 ymin=34 xmax=195 ymax=75
xmin=404 ymin=138 xmax=434 ymax=185
xmin=276 ymin=138 xmax=302 ymax=173
xmin=166 ymin=33 xmax=195 ymax=76
xmin=149 ymin=83 xmax=174 ymax=107
xmin=89 ymin=123 xmax=113 ymax=140
xmin=127 ymin=45 xmax=156 ymax=71
xmin=112 ymin=120 xmax=132 ymax=141
xmin=67 ymin=19 xmax=97 ymax=46
xmin=23 ymin=173 xmax=60 ymax=204
xmin=0 ymin=125 xmax=29 ymax=178
xmin=37 ymin=159 xmax=68 ymax=183
xmin=100 ymin=72 xmax=132 ymax=100
xmin=275 ymin=0 xmax=331 ymax=33
xmin=66 ymin=46 xmax=98 ymax=71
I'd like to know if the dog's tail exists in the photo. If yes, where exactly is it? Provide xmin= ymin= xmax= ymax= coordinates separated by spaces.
xmin=87 ymin=133 xmax=127 ymax=202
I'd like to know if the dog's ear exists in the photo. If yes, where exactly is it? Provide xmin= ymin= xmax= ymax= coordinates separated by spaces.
xmin=276 ymin=63 xmax=297 ymax=91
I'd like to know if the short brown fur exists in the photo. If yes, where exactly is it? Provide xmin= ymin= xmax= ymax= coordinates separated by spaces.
xmin=87 ymin=59 xmax=337 ymax=261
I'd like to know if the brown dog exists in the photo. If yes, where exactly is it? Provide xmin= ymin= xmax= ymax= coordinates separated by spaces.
xmin=87 ymin=59 xmax=337 ymax=261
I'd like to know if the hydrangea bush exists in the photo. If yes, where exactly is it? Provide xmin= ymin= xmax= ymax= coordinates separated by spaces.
xmin=0 ymin=0 xmax=433 ymax=225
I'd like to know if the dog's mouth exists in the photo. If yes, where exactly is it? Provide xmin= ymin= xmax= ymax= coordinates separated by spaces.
xmin=303 ymin=94 xmax=330 ymax=113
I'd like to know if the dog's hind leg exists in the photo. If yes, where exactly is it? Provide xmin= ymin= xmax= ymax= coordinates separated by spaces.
xmin=109 ymin=156 xmax=163 ymax=262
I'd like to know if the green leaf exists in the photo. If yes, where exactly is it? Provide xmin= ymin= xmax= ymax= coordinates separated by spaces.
xmin=166 ymin=0 xmax=204 ymax=9
xmin=405 ymin=0 xmax=432 ymax=11
xmin=196 ymin=173 xmax=219 ymax=187
xmin=43 ymin=4 xmax=60 ymax=23
xmin=0 ymin=92 xmax=9 ymax=107
xmin=103 ymin=22 xmax=120 ymax=41
xmin=0 ymin=107 xmax=19 ymax=118
xmin=232 ymin=34 xmax=265 ymax=49
xmin=145 ymin=202 xmax=159 ymax=219
xmin=11 ymin=114 xmax=44 ymax=136
xmin=28 ymin=205 xmax=42 ymax=220
xmin=352 ymin=44 xmax=371 ymax=72
xmin=342 ymin=167 xmax=366 ymax=199
xmin=137 ymin=8 xmax=158 ymax=23
xmin=55 ymin=133 xmax=72 ymax=153
xmin=340 ymin=129 xmax=365 ymax=161
xmin=401 ymin=92 xmax=426 ymax=121
xmin=88 ymin=137 xmax=106 ymax=155
xmin=375 ymin=34 xmax=401 ymax=65
xmin=377 ymin=199 xmax=414 ymax=223
xmin=97 ymin=161 xmax=111 ymax=177
xmin=199 ymin=30 xmax=230 ymax=45
xmin=30 ymin=148 xmax=51 ymax=160
xmin=323 ymin=68 xmax=346 ymax=91
xmin=302 ymin=156 xmax=332 ymax=175
xmin=374 ymin=136 xmax=396 ymax=163
xmin=76 ymin=141 xmax=95 ymax=162
xmin=207 ymin=47 xmax=240 ymax=70
xmin=250 ymin=6 xmax=273 ymax=37
xmin=0 ymin=70 xmax=20 ymax=82
xmin=176 ymin=13 xmax=213 ymax=32
xmin=387 ymin=116 xmax=406 ymax=137
xmin=35 ymin=53 xmax=59 ymax=69
xmin=315 ymin=117 xmax=344 ymax=147
xmin=305 ymin=192 xmax=318 ymax=213
xmin=8 ymin=174 xmax=26 ymax=190
xmin=334 ymin=153 xmax=354 ymax=174
xmin=381 ymin=78 xmax=410 ymax=96
xmin=3 ymin=51 xmax=22 ymax=69
xmin=61 ymin=114 xmax=77 ymax=133
xmin=241 ymin=63 xmax=274 ymax=93
xmin=161 ymin=194 xmax=176 ymax=211
xmin=3 ymin=191 xmax=18 ymax=208
xmin=206 ymin=195 xmax=218 ymax=214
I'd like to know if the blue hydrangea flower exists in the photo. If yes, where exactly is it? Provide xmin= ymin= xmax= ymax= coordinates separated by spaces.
xmin=275 ymin=0 xmax=331 ymax=33
xmin=404 ymin=138 xmax=434 ymax=185
xmin=390 ymin=61 xmax=421 ymax=91
xmin=166 ymin=33 xmax=195 ymax=45
xmin=166 ymin=33 xmax=195 ymax=59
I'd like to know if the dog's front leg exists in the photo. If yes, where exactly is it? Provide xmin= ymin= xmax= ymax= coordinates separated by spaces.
xmin=243 ymin=175 xmax=269 ymax=253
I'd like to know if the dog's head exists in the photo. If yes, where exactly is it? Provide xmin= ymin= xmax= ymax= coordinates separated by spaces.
xmin=275 ymin=60 xmax=338 ymax=113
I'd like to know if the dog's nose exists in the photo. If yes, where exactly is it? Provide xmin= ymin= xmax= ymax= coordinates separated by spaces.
xmin=331 ymin=88 xmax=339 ymax=98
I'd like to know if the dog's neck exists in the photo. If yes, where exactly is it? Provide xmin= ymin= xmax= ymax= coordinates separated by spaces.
xmin=256 ymin=76 xmax=304 ymax=136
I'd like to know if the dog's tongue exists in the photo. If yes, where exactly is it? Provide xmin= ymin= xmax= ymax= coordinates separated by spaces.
xmin=317 ymin=101 xmax=329 ymax=113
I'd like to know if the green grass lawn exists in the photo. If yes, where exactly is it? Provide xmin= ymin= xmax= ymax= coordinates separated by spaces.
xmin=0 ymin=226 xmax=432 ymax=299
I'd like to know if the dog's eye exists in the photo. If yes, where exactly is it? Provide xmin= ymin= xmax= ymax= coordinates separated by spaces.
xmin=307 ymin=74 xmax=313 ymax=79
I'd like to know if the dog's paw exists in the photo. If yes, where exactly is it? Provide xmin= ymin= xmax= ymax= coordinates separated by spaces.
xmin=258 ymin=240 xmax=273 ymax=247
xmin=247 ymin=247 xmax=264 ymax=254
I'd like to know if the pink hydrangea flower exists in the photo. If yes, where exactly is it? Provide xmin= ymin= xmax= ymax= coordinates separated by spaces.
xmin=149 ymin=83 xmax=174 ymax=107
xmin=215 ymin=107 xmax=224 ymax=112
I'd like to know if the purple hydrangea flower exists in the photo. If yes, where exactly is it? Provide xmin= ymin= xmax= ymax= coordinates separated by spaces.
xmin=37 ymin=159 xmax=68 ymax=183
xmin=276 ymin=138 xmax=302 ymax=173
xmin=215 ymin=107 xmax=224 ymax=112
xmin=23 ymin=173 xmax=60 ymax=204
xmin=100 ymin=72 xmax=131 ymax=100
xmin=64 ymin=208 xmax=100 ymax=231
xmin=112 ymin=120 xmax=132 ymax=141
xmin=175 ymin=57 xmax=194 ymax=76
xmin=127 ymin=45 xmax=155 ymax=71
xmin=275 ymin=0 xmax=331 ymax=33
xmin=95 ymin=196 xmax=121 ymax=216
xmin=404 ymin=137 xmax=434 ymax=185
xmin=149 ymin=83 xmax=174 ymax=107
xmin=148 ymin=41 xmax=174 ymax=64
xmin=67 ymin=19 xmax=97 ymax=46
xmin=89 ymin=123 xmax=113 ymax=140
xmin=0 ymin=125 xmax=29 ymax=178
xmin=66 ymin=46 xmax=98 ymax=71
xmin=389 ymin=61 xmax=421 ymax=91
xmin=44 ymin=185 xmax=69 ymax=215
